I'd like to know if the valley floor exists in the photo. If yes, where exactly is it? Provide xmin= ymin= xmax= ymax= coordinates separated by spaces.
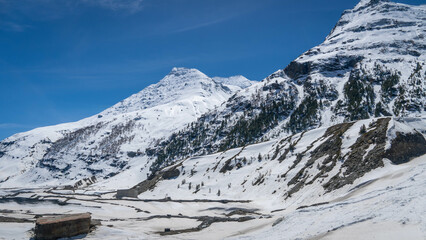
xmin=0 ymin=154 xmax=425 ymax=240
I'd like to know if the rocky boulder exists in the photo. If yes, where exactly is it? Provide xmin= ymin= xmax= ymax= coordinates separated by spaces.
xmin=35 ymin=213 xmax=91 ymax=240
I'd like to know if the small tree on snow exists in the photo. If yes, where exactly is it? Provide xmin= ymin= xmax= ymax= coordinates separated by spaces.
xmin=359 ymin=124 xmax=367 ymax=134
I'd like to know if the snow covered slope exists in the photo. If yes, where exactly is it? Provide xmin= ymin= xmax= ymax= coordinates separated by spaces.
xmin=0 ymin=117 xmax=424 ymax=239
xmin=148 ymin=0 xmax=426 ymax=169
xmin=127 ymin=117 xmax=426 ymax=207
xmin=77 ymin=116 xmax=424 ymax=238
xmin=0 ymin=68 xmax=254 ymax=187
xmin=229 ymin=154 xmax=426 ymax=240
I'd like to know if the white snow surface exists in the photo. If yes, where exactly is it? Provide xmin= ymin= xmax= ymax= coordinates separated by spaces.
xmin=228 ymin=154 xmax=426 ymax=240
xmin=0 ymin=119 xmax=425 ymax=239
xmin=126 ymin=117 xmax=425 ymax=205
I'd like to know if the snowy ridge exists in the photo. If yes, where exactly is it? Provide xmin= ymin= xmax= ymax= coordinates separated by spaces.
xmin=146 ymin=0 xmax=425 ymax=168
xmin=100 ymin=68 xmax=253 ymax=117
xmin=0 ymin=68 xmax=253 ymax=187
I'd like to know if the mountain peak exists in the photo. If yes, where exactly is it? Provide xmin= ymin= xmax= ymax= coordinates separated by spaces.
xmin=99 ymin=67 xmax=231 ymax=117
xmin=354 ymin=0 xmax=390 ymax=10
xmin=325 ymin=0 xmax=422 ymax=45
xmin=159 ymin=67 xmax=210 ymax=86
xmin=167 ymin=67 xmax=203 ymax=77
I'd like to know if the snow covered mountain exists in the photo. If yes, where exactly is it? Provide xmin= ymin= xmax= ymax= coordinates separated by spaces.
xmin=0 ymin=1 xmax=425 ymax=239
xmin=128 ymin=116 xmax=426 ymax=203
xmin=100 ymin=68 xmax=254 ymax=117
xmin=147 ymin=0 xmax=425 ymax=171
xmin=0 ymin=68 xmax=254 ymax=187
xmin=0 ymin=0 xmax=424 ymax=193
xmin=1 ymin=116 xmax=425 ymax=240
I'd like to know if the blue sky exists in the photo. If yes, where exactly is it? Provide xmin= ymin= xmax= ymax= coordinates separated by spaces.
xmin=0 ymin=0 xmax=424 ymax=140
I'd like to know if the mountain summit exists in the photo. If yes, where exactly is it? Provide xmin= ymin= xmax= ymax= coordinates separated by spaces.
xmin=100 ymin=67 xmax=254 ymax=117
xmin=354 ymin=0 xmax=390 ymax=10
xmin=0 ymin=68 xmax=253 ymax=187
